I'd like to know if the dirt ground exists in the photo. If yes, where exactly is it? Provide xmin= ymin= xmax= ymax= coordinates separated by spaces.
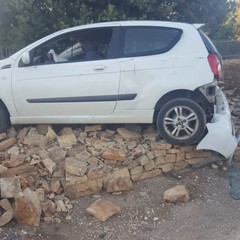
xmin=1 ymin=60 xmax=240 ymax=240
xmin=2 ymin=166 xmax=240 ymax=240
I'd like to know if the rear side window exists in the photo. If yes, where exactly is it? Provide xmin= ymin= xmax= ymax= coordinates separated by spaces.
xmin=120 ymin=26 xmax=182 ymax=57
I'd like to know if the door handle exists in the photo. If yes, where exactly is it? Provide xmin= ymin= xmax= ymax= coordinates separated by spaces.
xmin=93 ymin=66 xmax=106 ymax=71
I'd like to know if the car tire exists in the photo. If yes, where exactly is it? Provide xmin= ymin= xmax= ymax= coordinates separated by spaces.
xmin=0 ymin=103 xmax=10 ymax=133
xmin=156 ymin=98 xmax=206 ymax=145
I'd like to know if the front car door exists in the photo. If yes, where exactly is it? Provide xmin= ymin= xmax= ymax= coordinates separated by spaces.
xmin=11 ymin=26 xmax=120 ymax=121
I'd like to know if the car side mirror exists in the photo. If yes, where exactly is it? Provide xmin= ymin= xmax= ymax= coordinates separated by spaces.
xmin=21 ymin=52 xmax=31 ymax=65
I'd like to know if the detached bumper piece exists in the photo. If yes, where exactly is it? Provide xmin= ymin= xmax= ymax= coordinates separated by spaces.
xmin=197 ymin=88 xmax=238 ymax=159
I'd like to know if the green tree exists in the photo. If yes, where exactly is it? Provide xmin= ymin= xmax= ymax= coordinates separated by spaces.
xmin=0 ymin=0 xmax=237 ymax=51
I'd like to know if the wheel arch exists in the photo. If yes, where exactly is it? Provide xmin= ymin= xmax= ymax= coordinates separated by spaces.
xmin=0 ymin=99 xmax=10 ymax=118
xmin=153 ymin=89 xmax=212 ymax=122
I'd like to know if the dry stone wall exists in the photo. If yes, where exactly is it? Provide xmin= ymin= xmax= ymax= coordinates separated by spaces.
xmin=0 ymin=124 xmax=213 ymax=226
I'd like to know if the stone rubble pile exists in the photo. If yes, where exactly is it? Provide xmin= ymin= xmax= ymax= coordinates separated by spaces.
xmin=0 ymin=59 xmax=240 ymax=226
xmin=0 ymin=124 xmax=213 ymax=226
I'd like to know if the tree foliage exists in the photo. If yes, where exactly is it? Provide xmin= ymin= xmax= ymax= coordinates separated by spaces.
xmin=0 ymin=0 xmax=237 ymax=50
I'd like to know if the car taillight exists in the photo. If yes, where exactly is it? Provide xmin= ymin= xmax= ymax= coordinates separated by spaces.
xmin=207 ymin=54 xmax=222 ymax=80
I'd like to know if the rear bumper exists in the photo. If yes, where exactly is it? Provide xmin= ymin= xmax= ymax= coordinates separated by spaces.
xmin=197 ymin=88 xmax=238 ymax=159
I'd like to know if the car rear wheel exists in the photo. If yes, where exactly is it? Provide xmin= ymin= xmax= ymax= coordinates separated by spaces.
xmin=0 ymin=103 xmax=10 ymax=133
xmin=156 ymin=98 xmax=206 ymax=145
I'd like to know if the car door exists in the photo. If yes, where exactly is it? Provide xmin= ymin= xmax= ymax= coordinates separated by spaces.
xmin=11 ymin=27 xmax=120 ymax=118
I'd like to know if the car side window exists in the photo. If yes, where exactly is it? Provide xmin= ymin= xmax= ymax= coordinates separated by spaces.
xmin=22 ymin=27 xmax=114 ymax=66
xmin=120 ymin=26 xmax=182 ymax=57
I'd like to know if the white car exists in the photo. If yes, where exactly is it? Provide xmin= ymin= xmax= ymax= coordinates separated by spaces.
xmin=0 ymin=21 xmax=237 ymax=158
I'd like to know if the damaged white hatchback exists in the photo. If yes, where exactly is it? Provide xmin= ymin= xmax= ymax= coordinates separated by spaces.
xmin=0 ymin=21 xmax=237 ymax=158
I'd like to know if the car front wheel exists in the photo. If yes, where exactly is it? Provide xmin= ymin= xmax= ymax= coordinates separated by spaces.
xmin=156 ymin=98 xmax=206 ymax=145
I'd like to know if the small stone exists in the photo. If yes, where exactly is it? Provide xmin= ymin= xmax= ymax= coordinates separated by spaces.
xmin=48 ymin=146 xmax=67 ymax=162
xmin=0 ymin=165 xmax=34 ymax=178
xmin=151 ymin=142 xmax=172 ymax=151
xmin=57 ymin=134 xmax=77 ymax=148
xmin=55 ymin=200 xmax=68 ymax=213
xmin=164 ymin=154 xmax=176 ymax=163
xmin=65 ymin=157 xmax=88 ymax=176
xmin=36 ymin=124 xmax=50 ymax=135
xmin=7 ymin=146 xmax=19 ymax=155
xmin=41 ymin=200 xmax=56 ymax=217
xmin=75 ymin=151 xmax=91 ymax=162
xmin=17 ymin=128 xmax=28 ymax=139
xmin=0 ymin=165 xmax=7 ymax=174
xmin=102 ymin=148 xmax=126 ymax=161
xmin=0 ymin=199 xmax=13 ymax=226
xmin=211 ymin=164 xmax=219 ymax=169
xmin=42 ymin=158 xmax=56 ymax=174
xmin=46 ymin=126 xmax=58 ymax=140
xmin=137 ymin=155 xmax=149 ymax=166
xmin=86 ymin=199 xmax=120 ymax=222
xmin=63 ymin=178 xmax=103 ymax=199
xmin=160 ymin=163 xmax=173 ymax=173
xmin=0 ymin=177 xmax=21 ymax=198
xmin=14 ymin=188 xmax=42 ymax=226
xmin=59 ymin=127 xmax=74 ymax=136
xmin=24 ymin=135 xmax=48 ymax=147
xmin=0 ymin=137 xmax=17 ymax=151
xmin=163 ymin=185 xmax=190 ymax=203
xmin=117 ymin=128 xmax=141 ymax=141
xmin=84 ymin=125 xmax=102 ymax=132
xmin=130 ymin=166 xmax=143 ymax=175
xmin=50 ymin=181 xmax=61 ymax=193
xmin=131 ymin=169 xmax=161 ymax=182
xmin=144 ymin=159 xmax=155 ymax=171
xmin=105 ymin=168 xmax=133 ymax=193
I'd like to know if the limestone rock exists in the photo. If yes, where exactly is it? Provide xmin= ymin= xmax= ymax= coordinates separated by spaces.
xmin=42 ymin=158 xmax=56 ymax=174
xmin=0 ymin=165 xmax=7 ymax=174
xmin=137 ymin=155 xmax=149 ymax=166
xmin=0 ymin=165 xmax=35 ymax=178
xmin=86 ymin=199 xmax=120 ymax=222
xmin=65 ymin=157 xmax=88 ymax=176
xmin=41 ymin=199 xmax=56 ymax=217
xmin=0 ymin=177 xmax=21 ymax=198
xmin=48 ymin=146 xmax=66 ymax=162
xmin=55 ymin=200 xmax=68 ymax=213
xmin=57 ymin=134 xmax=77 ymax=148
xmin=131 ymin=169 xmax=161 ymax=182
xmin=159 ymin=163 xmax=173 ymax=173
xmin=163 ymin=185 xmax=190 ymax=203
xmin=0 ymin=137 xmax=17 ymax=151
xmin=24 ymin=135 xmax=48 ymax=147
xmin=63 ymin=178 xmax=103 ymax=199
xmin=102 ymin=148 xmax=126 ymax=161
xmin=36 ymin=124 xmax=51 ymax=135
xmin=84 ymin=125 xmax=102 ymax=132
xmin=46 ymin=126 xmax=58 ymax=140
xmin=87 ymin=167 xmax=104 ymax=180
xmin=117 ymin=128 xmax=141 ymax=141
xmin=151 ymin=142 xmax=172 ymax=151
xmin=0 ymin=199 xmax=13 ymax=226
xmin=144 ymin=159 xmax=155 ymax=171
xmin=130 ymin=166 xmax=143 ymax=175
xmin=3 ymin=153 xmax=28 ymax=168
xmin=105 ymin=168 xmax=133 ymax=193
xmin=13 ymin=188 xmax=42 ymax=226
